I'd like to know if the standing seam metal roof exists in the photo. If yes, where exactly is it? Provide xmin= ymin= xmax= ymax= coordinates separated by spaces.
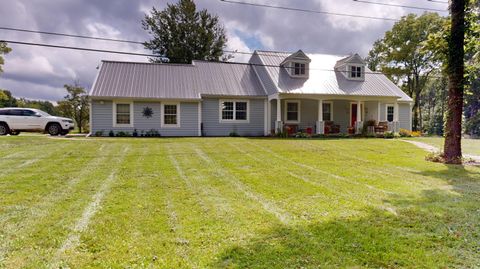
xmin=89 ymin=60 xmax=266 ymax=99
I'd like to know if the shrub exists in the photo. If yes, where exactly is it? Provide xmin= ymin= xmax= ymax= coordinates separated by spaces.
xmin=294 ymin=132 xmax=309 ymax=138
xmin=275 ymin=129 xmax=288 ymax=138
xmin=384 ymin=131 xmax=395 ymax=139
xmin=411 ymin=131 xmax=422 ymax=137
xmin=116 ymin=131 xmax=130 ymax=137
xmin=425 ymin=152 xmax=445 ymax=163
xmin=133 ymin=129 xmax=138 ymax=137
xmin=145 ymin=129 xmax=161 ymax=137
xmin=399 ymin=129 xmax=412 ymax=137
xmin=94 ymin=130 xmax=104 ymax=137
xmin=108 ymin=130 xmax=115 ymax=137
xmin=229 ymin=131 xmax=240 ymax=137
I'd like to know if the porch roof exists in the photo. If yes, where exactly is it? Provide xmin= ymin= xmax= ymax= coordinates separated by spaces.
xmin=252 ymin=51 xmax=413 ymax=102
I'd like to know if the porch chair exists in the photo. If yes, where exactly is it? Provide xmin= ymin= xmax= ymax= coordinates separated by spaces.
xmin=284 ymin=124 xmax=298 ymax=136
xmin=375 ymin=121 xmax=388 ymax=134
xmin=324 ymin=121 xmax=340 ymax=134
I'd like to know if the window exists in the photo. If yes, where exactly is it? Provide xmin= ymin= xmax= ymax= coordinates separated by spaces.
xmin=350 ymin=65 xmax=362 ymax=78
xmin=293 ymin=63 xmax=306 ymax=76
xmin=113 ymin=102 xmax=133 ymax=127
xmin=8 ymin=110 xmax=23 ymax=116
xmin=285 ymin=101 xmax=300 ymax=123
xmin=161 ymin=103 xmax=180 ymax=127
xmin=387 ymin=105 xmax=395 ymax=122
xmin=322 ymin=102 xmax=332 ymax=121
xmin=220 ymin=100 xmax=249 ymax=122
xmin=22 ymin=110 xmax=37 ymax=117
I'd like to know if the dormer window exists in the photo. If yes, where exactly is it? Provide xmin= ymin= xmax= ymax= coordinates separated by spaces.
xmin=349 ymin=65 xmax=363 ymax=79
xmin=294 ymin=63 xmax=306 ymax=76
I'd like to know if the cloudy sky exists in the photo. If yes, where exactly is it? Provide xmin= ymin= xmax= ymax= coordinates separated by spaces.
xmin=0 ymin=0 xmax=448 ymax=102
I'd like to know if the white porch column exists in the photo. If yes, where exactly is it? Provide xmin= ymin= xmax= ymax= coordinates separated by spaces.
xmin=356 ymin=100 xmax=363 ymax=134
xmin=274 ymin=98 xmax=283 ymax=133
xmin=394 ymin=102 xmax=399 ymax=132
xmin=316 ymin=99 xmax=324 ymax=134
xmin=377 ymin=102 xmax=381 ymax=123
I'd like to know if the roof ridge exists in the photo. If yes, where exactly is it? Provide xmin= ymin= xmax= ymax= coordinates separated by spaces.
xmin=101 ymin=60 xmax=195 ymax=67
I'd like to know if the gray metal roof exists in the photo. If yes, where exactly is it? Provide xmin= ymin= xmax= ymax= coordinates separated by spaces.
xmin=90 ymin=50 xmax=412 ymax=102
xmin=90 ymin=60 xmax=266 ymax=99
xmin=252 ymin=50 xmax=413 ymax=102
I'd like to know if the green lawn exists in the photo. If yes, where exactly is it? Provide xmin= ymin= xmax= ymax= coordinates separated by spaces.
xmin=0 ymin=136 xmax=479 ymax=268
xmin=408 ymin=136 xmax=480 ymax=156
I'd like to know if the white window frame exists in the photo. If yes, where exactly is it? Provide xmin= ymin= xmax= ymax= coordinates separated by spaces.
xmin=284 ymin=100 xmax=301 ymax=124
xmin=322 ymin=101 xmax=333 ymax=121
xmin=112 ymin=100 xmax=134 ymax=128
xmin=386 ymin=104 xmax=395 ymax=122
xmin=348 ymin=65 xmax=364 ymax=80
xmin=219 ymin=99 xmax=250 ymax=123
xmin=161 ymin=102 xmax=181 ymax=128
xmin=288 ymin=62 xmax=309 ymax=78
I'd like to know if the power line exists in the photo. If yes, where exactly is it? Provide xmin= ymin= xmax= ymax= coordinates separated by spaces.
xmin=1 ymin=39 xmax=441 ymax=78
xmin=352 ymin=0 xmax=447 ymax=12
xmin=0 ymin=26 xmax=144 ymax=45
xmin=219 ymin=0 xmax=400 ymax=21
xmin=427 ymin=0 xmax=449 ymax=4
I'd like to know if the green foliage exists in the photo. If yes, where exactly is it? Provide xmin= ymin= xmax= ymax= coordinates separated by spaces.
xmin=94 ymin=130 xmax=104 ymax=137
xmin=0 ymin=89 xmax=17 ymax=107
xmin=229 ymin=131 xmax=240 ymax=137
xmin=0 ymin=42 xmax=11 ymax=73
xmin=57 ymin=83 xmax=90 ymax=133
xmin=16 ymin=98 xmax=58 ymax=115
xmin=366 ymin=13 xmax=446 ymax=131
xmin=142 ymin=0 xmax=229 ymax=64
xmin=115 ymin=131 xmax=130 ymax=137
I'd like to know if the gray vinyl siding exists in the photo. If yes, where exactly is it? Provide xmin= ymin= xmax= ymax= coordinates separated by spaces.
xmin=91 ymin=100 xmax=199 ymax=136
xmin=202 ymin=98 xmax=265 ymax=136
xmin=332 ymin=100 xmax=350 ymax=133
xmin=399 ymin=103 xmax=412 ymax=131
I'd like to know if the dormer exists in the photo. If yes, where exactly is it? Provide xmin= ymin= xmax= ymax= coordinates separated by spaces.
xmin=281 ymin=50 xmax=311 ymax=78
xmin=335 ymin=53 xmax=366 ymax=81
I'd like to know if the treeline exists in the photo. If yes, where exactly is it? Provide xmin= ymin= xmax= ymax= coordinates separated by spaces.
xmin=0 ymin=84 xmax=90 ymax=133
xmin=367 ymin=7 xmax=479 ymax=137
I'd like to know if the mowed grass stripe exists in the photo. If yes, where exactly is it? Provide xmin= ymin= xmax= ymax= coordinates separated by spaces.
xmin=49 ymin=145 xmax=131 ymax=268
xmin=0 ymin=143 xmax=113 ymax=262
xmin=1 ymin=143 xmax=124 ymax=268
xmin=247 ymin=140 xmax=396 ymax=196
xmin=205 ymin=139 xmax=389 ymax=220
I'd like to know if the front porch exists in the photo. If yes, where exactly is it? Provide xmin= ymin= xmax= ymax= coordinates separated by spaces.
xmin=268 ymin=96 xmax=406 ymax=136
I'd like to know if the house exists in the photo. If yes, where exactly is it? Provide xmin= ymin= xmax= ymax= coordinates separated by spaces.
xmin=88 ymin=50 xmax=413 ymax=136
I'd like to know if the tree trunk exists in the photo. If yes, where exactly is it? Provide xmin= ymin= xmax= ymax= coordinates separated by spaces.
xmin=443 ymin=0 xmax=465 ymax=164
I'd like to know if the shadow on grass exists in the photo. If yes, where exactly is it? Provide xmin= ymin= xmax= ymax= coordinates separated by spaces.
xmin=213 ymin=171 xmax=480 ymax=268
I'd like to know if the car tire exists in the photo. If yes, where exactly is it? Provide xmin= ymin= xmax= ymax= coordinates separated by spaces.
xmin=0 ymin=123 xmax=10 ymax=136
xmin=47 ymin=123 xmax=62 ymax=136
xmin=10 ymin=131 xmax=20 ymax=136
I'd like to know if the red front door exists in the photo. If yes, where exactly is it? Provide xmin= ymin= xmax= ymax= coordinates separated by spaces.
xmin=351 ymin=104 xmax=357 ymax=127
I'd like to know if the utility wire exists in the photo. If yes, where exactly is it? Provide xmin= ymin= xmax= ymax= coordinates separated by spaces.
xmin=219 ymin=0 xmax=400 ymax=21
xmin=352 ymin=0 xmax=447 ymax=12
xmin=427 ymin=0 xmax=449 ymax=4
xmin=1 ymin=39 xmax=442 ymax=78
xmin=0 ymin=26 xmax=144 ymax=45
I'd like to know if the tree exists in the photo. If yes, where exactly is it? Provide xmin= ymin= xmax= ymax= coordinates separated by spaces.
xmin=57 ymin=84 xmax=89 ymax=133
xmin=0 ymin=42 xmax=11 ymax=73
xmin=0 ymin=90 xmax=17 ymax=107
xmin=142 ymin=0 xmax=229 ymax=64
xmin=366 ymin=13 xmax=446 ymax=131
xmin=444 ymin=0 xmax=467 ymax=163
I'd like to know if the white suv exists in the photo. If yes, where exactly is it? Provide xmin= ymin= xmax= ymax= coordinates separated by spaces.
xmin=0 ymin=108 xmax=75 ymax=136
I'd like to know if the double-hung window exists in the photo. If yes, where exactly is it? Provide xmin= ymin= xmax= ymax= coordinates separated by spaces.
xmin=386 ymin=105 xmax=395 ymax=122
xmin=113 ymin=102 xmax=133 ymax=127
xmin=294 ymin=63 xmax=306 ymax=76
xmin=350 ymin=65 xmax=362 ymax=78
xmin=322 ymin=102 xmax=332 ymax=121
xmin=285 ymin=101 xmax=300 ymax=123
xmin=161 ymin=103 xmax=180 ymax=127
xmin=220 ymin=100 xmax=248 ymax=122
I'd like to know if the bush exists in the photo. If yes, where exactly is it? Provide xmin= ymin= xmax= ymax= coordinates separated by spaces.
xmin=275 ymin=129 xmax=288 ymax=138
xmin=399 ymin=129 xmax=412 ymax=137
xmin=133 ymin=129 xmax=138 ymax=137
xmin=145 ymin=129 xmax=161 ymax=137
xmin=229 ymin=131 xmax=240 ymax=137
xmin=384 ymin=131 xmax=395 ymax=139
xmin=108 ymin=130 xmax=115 ymax=137
xmin=116 ymin=131 xmax=130 ymax=137
xmin=94 ymin=130 xmax=104 ymax=137
xmin=425 ymin=152 xmax=445 ymax=163
xmin=294 ymin=132 xmax=309 ymax=138
xmin=411 ymin=131 xmax=422 ymax=137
